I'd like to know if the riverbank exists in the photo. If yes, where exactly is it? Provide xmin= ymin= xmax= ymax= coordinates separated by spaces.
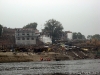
xmin=0 ymin=51 xmax=99 ymax=63
xmin=0 ymin=52 xmax=63 ymax=63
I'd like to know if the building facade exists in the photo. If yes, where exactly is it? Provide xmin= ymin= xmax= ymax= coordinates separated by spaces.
xmin=67 ymin=32 xmax=73 ymax=40
xmin=15 ymin=28 xmax=39 ymax=45
xmin=60 ymin=31 xmax=73 ymax=41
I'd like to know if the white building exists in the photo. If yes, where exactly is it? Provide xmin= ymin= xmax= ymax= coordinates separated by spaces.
xmin=67 ymin=33 xmax=73 ymax=40
xmin=15 ymin=28 xmax=39 ymax=45
xmin=40 ymin=35 xmax=52 ymax=44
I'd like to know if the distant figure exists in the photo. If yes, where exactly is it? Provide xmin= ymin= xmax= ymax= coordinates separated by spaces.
xmin=40 ymin=57 xmax=43 ymax=61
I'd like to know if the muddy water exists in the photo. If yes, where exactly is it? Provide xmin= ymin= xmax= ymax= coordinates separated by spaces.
xmin=0 ymin=59 xmax=100 ymax=75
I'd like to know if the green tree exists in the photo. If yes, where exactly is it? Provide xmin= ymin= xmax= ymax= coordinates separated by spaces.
xmin=87 ymin=35 xmax=92 ymax=40
xmin=77 ymin=32 xmax=83 ymax=39
xmin=72 ymin=32 xmax=77 ymax=39
xmin=82 ymin=35 xmax=86 ymax=40
xmin=44 ymin=19 xmax=63 ymax=44
xmin=23 ymin=22 xmax=37 ymax=29
xmin=92 ymin=34 xmax=100 ymax=40
xmin=72 ymin=32 xmax=85 ymax=40
xmin=0 ymin=24 xmax=3 ymax=36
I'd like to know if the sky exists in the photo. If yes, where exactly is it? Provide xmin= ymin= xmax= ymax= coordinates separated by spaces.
xmin=0 ymin=0 xmax=100 ymax=37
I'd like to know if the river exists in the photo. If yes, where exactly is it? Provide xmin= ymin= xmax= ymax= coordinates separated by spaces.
xmin=0 ymin=59 xmax=100 ymax=75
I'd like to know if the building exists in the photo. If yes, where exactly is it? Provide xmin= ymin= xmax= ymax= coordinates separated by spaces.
xmin=61 ymin=31 xmax=72 ymax=41
xmin=0 ymin=27 xmax=16 ymax=46
xmin=15 ymin=28 xmax=39 ymax=45
xmin=67 ymin=32 xmax=73 ymax=40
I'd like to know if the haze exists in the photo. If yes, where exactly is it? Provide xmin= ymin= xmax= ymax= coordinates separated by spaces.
xmin=0 ymin=0 xmax=100 ymax=37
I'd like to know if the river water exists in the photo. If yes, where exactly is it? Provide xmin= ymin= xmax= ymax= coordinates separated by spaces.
xmin=0 ymin=59 xmax=100 ymax=75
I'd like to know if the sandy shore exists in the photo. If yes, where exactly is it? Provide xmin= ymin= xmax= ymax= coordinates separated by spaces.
xmin=0 ymin=51 xmax=97 ymax=63
xmin=0 ymin=52 xmax=64 ymax=63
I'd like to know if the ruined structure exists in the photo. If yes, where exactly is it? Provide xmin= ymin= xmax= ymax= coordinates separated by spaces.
xmin=0 ymin=27 xmax=15 ymax=46
xmin=15 ymin=28 xmax=39 ymax=45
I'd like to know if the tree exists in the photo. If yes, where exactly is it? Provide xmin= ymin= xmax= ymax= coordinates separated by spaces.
xmin=92 ymin=34 xmax=100 ymax=40
xmin=82 ymin=35 xmax=86 ymax=40
xmin=23 ymin=22 xmax=37 ymax=29
xmin=72 ymin=32 xmax=77 ymax=39
xmin=87 ymin=34 xmax=100 ymax=40
xmin=77 ymin=32 xmax=83 ymax=39
xmin=0 ymin=24 xmax=3 ymax=36
xmin=87 ymin=35 xmax=92 ymax=40
xmin=72 ymin=32 xmax=85 ymax=40
xmin=44 ymin=19 xmax=63 ymax=44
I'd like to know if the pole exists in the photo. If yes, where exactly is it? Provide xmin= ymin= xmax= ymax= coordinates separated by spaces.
xmin=52 ymin=25 xmax=53 ymax=44
xmin=41 ymin=25 xmax=43 ymax=42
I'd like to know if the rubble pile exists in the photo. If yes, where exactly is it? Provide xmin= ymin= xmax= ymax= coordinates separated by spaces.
xmin=0 ymin=43 xmax=100 ymax=63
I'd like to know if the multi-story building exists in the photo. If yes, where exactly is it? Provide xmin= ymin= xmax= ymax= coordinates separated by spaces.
xmin=15 ymin=28 xmax=39 ymax=45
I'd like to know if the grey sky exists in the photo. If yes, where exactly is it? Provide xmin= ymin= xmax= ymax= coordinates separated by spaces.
xmin=0 ymin=0 xmax=100 ymax=37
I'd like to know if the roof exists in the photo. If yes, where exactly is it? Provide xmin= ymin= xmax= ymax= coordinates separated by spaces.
xmin=15 ymin=28 xmax=39 ymax=33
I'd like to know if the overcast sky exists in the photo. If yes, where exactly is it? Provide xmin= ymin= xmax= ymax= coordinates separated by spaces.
xmin=0 ymin=0 xmax=100 ymax=37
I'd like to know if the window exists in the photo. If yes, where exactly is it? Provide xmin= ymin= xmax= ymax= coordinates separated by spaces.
xmin=32 ymin=37 xmax=34 ymax=40
xmin=22 ymin=37 xmax=25 ymax=40
xmin=17 ymin=37 xmax=20 ymax=40
xmin=27 ymin=37 xmax=29 ymax=40
xmin=27 ymin=33 xmax=29 ymax=35
xmin=17 ymin=29 xmax=19 ymax=31
xmin=32 ymin=33 xmax=34 ymax=35
xmin=18 ymin=33 xmax=19 ymax=36
xmin=22 ymin=33 xmax=25 ymax=35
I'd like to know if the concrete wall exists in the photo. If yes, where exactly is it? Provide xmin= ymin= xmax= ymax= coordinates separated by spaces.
xmin=16 ymin=37 xmax=36 ymax=45
xmin=67 ymin=33 xmax=73 ymax=40
xmin=39 ymin=35 xmax=52 ymax=44
xmin=15 ymin=29 xmax=38 ymax=45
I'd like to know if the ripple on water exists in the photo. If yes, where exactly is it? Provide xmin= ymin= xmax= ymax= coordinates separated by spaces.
xmin=0 ymin=59 xmax=100 ymax=75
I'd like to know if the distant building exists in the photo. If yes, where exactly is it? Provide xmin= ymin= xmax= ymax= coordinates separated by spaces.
xmin=15 ymin=28 xmax=39 ymax=45
xmin=39 ymin=35 xmax=52 ymax=44
xmin=61 ymin=31 xmax=72 ymax=41
xmin=67 ymin=32 xmax=73 ymax=40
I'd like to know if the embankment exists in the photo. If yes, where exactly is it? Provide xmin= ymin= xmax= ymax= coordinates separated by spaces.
xmin=0 ymin=51 xmax=98 ymax=63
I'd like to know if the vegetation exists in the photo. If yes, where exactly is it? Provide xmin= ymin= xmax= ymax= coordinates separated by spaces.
xmin=87 ymin=35 xmax=92 ymax=40
xmin=44 ymin=19 xmax=63 ymax=43
xmin=72 ymin=32 xmax=86 ymax=40
xmin=23 ymin=22 xmax=37 ymax=29
xmin=0 ymin=24 xmax=3 ymax=36
xmin=87 ymin=34 xmax=100 ymax=40
xmin=92 ymin=34 xmax=100 ymax=40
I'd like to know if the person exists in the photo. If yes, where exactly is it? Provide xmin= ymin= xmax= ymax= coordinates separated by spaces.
xmin=40 ymin=57 xmax=43 ymax=61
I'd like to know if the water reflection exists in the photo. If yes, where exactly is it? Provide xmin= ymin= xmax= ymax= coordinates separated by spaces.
xmin=0 ymin=59 xmax=100 ymax=75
